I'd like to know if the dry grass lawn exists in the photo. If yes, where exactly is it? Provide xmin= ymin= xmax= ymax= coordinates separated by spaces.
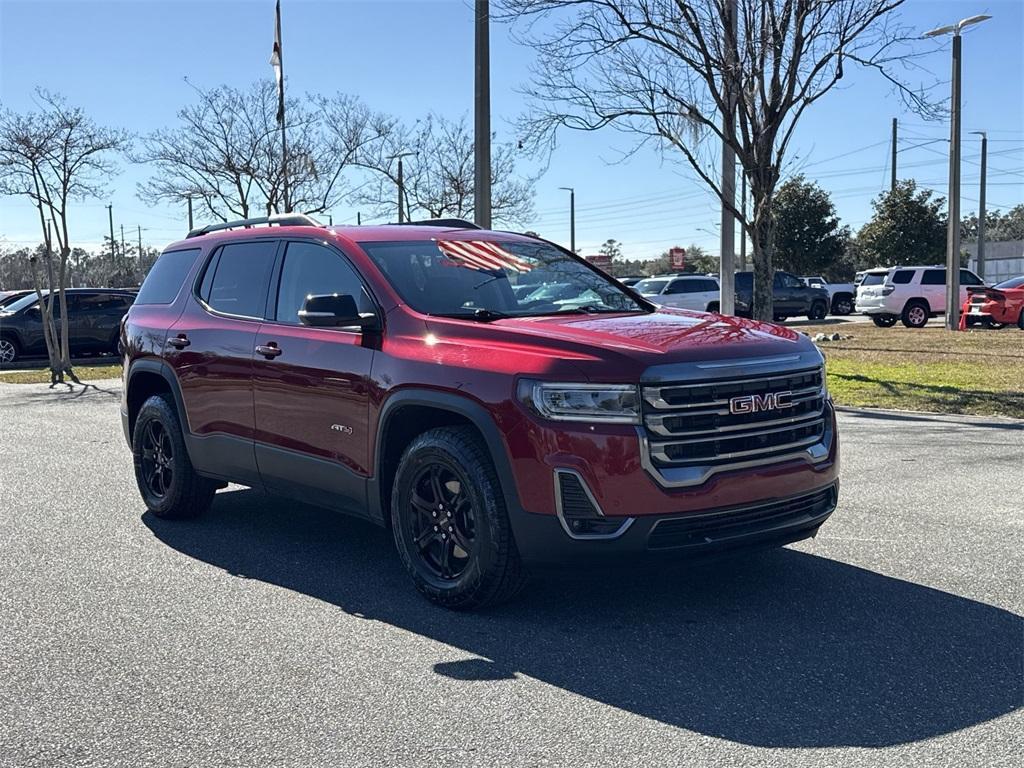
xmin=803 ymin=322 xmax=1024 ymax=419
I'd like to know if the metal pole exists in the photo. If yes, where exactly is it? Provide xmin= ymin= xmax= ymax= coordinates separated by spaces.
xmin=357 ymin=211 xmax=361 ymax=226
xmin=739 ymin=171 xmax=747 ymax=272
xmin=137 ymin=226 xmax=143 ymax=269
xmin=474 ymin=0 xmax=492 ymax=229
xmin=569 ymin=189 xmax=576 ymax=254
xmin=187 ymin=196 xmax=193 ymax=230
xmin=945 ymin=33 xmax=962 ymax=330
xmin=718 ymin=0 xmax=737 ymax=316
xmin=107 ymin=204 xmax=116 ymax=272
xmin=891 ymin=118 xmax=898 ymax=190
xmin=976 ymin=132 xmax=987 ymax=280
xmin=277 ymin=1 xmax=289 ymax=213
xmin=397 ymin=157 xmax=405 ymax=223
xmin=120 ymin=225 xmax=126 ymax=267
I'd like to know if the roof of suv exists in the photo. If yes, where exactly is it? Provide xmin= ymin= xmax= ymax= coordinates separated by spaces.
xmin=165 ymin=222 xmax=542 ymax=252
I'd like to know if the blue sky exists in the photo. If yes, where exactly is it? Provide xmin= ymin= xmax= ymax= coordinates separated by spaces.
xmin=1 ymin=0 xmax=1021 ymax=261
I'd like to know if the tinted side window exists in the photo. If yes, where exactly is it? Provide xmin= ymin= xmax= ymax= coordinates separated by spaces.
xmin=779 ymin=273 xmax=803 ymax=289
xmin=921 ymin=269 xmax=945 ymax=285
xmin=136 ymin=249 xmax=201 ymax=305
xmin=735 ymin=273 xmax=752 ymax=289
xmin=273 ymin=241 xmax=369 ymax=324
xmin=891 ymin=270 xmax=914 ymax=284
xmin=960 ymin=269 xmax=983 ymax=286
xmin=207 ymin=241 xmax=277 ymax=318
xmin=77 ymin=293 xmax=132 ymax=312
xmin=666 ymin=280 xmax=693 ymax=294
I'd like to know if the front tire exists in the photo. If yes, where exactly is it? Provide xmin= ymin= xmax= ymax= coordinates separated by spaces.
xmin=391 ymin=426 xmax=525 ymax=609
xmin=132 ymin=394 xmax=216 ymax=519
xmin=901 ymin=300 xmax=930 ymax=328
xmin=0 ymin=335 xmax=20 ymax=364
xmin=871 ymin=314 xmax=898 ymax=328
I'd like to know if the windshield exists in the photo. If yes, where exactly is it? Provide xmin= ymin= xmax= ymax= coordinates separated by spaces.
xmin=994 ymin=276 xmax=1024 ymax=290
xmin=0 ymin=292 xmax=44 ymax=313
xmin=359 ymin=239 xmax=647 ymax=318
xmin=860 ymin=272 xmax=888 ymax=287
xmin=633 ymin=279 xmax=669 ymax=295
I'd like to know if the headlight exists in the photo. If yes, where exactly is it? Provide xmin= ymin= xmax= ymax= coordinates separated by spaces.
xmin=517 ymin=380 xmax=641 ymax=424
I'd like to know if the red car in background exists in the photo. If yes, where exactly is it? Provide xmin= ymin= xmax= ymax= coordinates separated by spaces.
xmin=962 ymin=276 xmax=1024 ymax=330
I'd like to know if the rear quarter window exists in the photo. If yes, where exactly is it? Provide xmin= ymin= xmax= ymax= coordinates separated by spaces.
xmin=890 ymin=270 xmax=915 ymax=285
xmin=135 ymin=249 xmax=202 ymax=305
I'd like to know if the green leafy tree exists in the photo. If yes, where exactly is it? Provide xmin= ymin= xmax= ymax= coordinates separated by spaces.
xmin=678 ymin=244 xmax=718 ymax=274
xmin=962 ymin=204 xmax=1024 ymax=243
xmin=773 ymin=176 xmax=849 ymax=276
xmin=856 ymin=180 xmax=946 ymax=268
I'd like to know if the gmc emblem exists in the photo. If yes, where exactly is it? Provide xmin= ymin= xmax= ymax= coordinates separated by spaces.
xmin=729 ymin=391 xmax=794 ymax=415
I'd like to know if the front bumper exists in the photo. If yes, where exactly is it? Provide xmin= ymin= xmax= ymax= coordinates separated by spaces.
xmin=510 ymin=482 xmax=838 ymax=564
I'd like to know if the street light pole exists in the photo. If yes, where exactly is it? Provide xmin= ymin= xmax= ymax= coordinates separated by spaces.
xmin=389 ymin=152 xmax=415 ymax=223
xmin=474 ymin=0 xmax=492 ymax=229
xmin=718 ymin=0 xmax=737 ymax=316
xmin=971 ymin=131 xmax=987 ymax=280
xmin=925 ymin=13 xmax=991 ymax=330
xmin=558 ymin=187 xmax=575 ymax=254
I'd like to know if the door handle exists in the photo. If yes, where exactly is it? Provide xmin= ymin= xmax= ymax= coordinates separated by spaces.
xmin=256 ymin=342 xmax=283 ymax=359
xmin=166 ymin=334 xmax=190 ymax=349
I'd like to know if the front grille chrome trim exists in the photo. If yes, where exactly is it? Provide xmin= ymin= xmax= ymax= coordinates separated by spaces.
xmin=645 ymin=389 xmax=825 ymax=436
xmin=649 ymin=431 xmax=824 ymax=464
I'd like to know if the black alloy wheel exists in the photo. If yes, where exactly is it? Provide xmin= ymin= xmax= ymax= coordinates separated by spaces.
xmin=407 ymin=462 xmax=476 ymax=581
xmin=140 ymin=419 xmax=174 ymax=499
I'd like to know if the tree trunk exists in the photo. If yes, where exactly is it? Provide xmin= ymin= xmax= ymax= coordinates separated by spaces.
xmin=750 ymin=206 xmax=775 ymax=323
xmin=41 ymin=246 xmax=65 ymax=383
xmin=58 ymin=246 xmax=77 ymax=382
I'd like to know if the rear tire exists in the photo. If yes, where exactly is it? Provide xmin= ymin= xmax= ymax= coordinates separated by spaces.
xmin=132 ymin=394 xmax=216 ymax=519
xmin=901 ymin=300 xmax=929 ymax=328
xmin=1018 ymin=309 xmax=1024 ymax=330
xmin=807 ymin=301 xmax=828 ymax=321
xmin=831 ymin=294 xmax=854 ymax=315
xmin=706 ymin=301 xmax=720 ymax=313
xmin=0 ymin=335 xmax=19 ymax=364
xmin=391 ymin=426 xmax=525 ymax=610
xmin=871 ymin=314 xmax=898 ymax=328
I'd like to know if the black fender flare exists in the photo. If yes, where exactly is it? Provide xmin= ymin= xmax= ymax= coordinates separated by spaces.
xmin=125 ymin=357 xmax=190 ymax=435
xmin=369 ymin=389 xmax=524 ymax=524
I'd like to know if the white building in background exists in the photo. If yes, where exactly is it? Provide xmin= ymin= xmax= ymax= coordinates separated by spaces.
xmin=965 ymin=240 xmax=1024 ymax=284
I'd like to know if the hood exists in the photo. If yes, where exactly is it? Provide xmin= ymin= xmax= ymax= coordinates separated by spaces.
xmin=423 ymin=308 xmax=820 ymax=383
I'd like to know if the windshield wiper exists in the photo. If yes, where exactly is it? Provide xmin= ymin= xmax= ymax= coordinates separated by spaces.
xmin=553 ymin=305 xmax=634 ymax=315
xmin=434 ymin=308 xmax=511 ymax=322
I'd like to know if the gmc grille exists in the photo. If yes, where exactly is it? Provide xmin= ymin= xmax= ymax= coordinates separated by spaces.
xmin=641 ymin=365 xmax=828 ymax=481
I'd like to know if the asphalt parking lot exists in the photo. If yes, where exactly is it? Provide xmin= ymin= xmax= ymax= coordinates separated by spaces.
xmin=1 ymin=380 xmax=1021 ymax=768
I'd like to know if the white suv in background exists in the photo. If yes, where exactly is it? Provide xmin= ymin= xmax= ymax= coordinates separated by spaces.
xmin=855 ymin=266 xmax=985 ymax=328
xmin=632 ymin=275 xmax=721 ymax=312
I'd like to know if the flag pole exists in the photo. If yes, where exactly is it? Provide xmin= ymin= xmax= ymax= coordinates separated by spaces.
xmin=272 ymin=0 xmax=289 ymax=213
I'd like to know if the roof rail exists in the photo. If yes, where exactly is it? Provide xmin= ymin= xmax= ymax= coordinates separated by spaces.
xmin=185 ymin=213 xmax=322 ymax=239
xmin=392 ymin=218 xmax=481 ymax=230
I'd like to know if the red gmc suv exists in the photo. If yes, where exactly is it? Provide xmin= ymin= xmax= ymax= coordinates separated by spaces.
xmin=121 ymin=215 xmax=839 ymax=608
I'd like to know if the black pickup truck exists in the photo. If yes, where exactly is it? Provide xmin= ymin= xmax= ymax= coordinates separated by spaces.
xmin=734 ymin=271 xmax=831 ymax=321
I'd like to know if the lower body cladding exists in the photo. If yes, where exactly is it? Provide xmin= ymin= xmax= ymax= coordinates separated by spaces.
xmin=510 ymin=482 xmax=838 ymax=564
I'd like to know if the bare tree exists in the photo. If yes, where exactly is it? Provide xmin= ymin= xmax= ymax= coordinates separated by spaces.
xmin=0 ymin=90 xmax=129 ymax=382
xmin=499 ymin=0 xmax=938 ymax=319
xmin=137 ymin=82 xmax=394 ymax=224
xmin=353 ymin=113 xmax=536 ymax=226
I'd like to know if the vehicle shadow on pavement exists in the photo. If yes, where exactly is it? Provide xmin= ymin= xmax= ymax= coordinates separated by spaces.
xmin=143 ymin=489 xmax=1023 ymax=749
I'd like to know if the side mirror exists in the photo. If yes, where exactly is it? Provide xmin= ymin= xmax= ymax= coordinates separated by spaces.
xmin=298 ymin=293 xmax=379 ymax=330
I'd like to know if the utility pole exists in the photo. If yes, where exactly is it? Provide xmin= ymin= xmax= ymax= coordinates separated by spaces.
xmin=945 ymin=33 xmax=963 ymax=330
xmin=925 ymin=13 xmax=991 ymax=331
xmin=739 ymin=172 xmax=747 ymax=271
xmin=107 ymin=204 xmax=116 ymax=272
xmin=891 ymin=118 xmax=898 ymax=190
xmin=474 ymin=0 xmax=492 ymax=229
xmin=138 ymin=226 xmax=143 ymax=272
xmin=187 ymin=196 xmax=193 ymax=230
xmin=398 ymin=156 xmax=405 ymax=223
xmin=972 ymin=131 xmax=987 ymax=280
xmin=559 ymin=187 xmax=576 ymax=253
xmin=718 ymin=0 xmax=737 ymax=316
xmin=273 ymin=0 xmax=289 ymax=213
xmin=328 ymin=214 xmax=333 ymax=226
xmin=357 ymin=211 xmax=361 ymax=226
xmin=120 ymin=225 xmax=126 ymax=270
